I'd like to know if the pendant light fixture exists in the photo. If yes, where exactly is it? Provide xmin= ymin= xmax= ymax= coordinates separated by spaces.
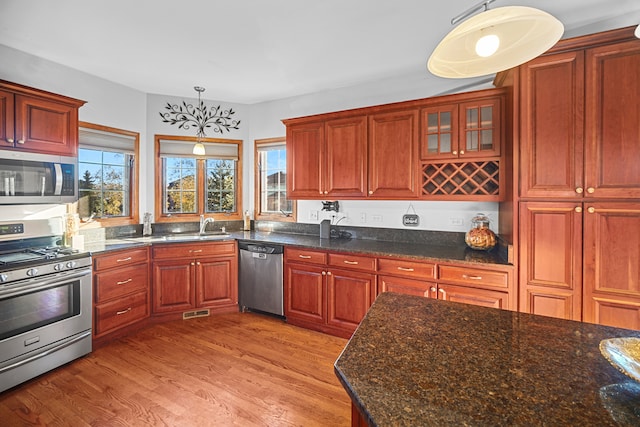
xmin=192 ymin=86 xmax=206 ymax=155
xmin=427 ymin=0 xmax=564 ymax=78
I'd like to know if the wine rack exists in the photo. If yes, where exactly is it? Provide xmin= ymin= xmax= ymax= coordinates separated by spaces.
xmin=421 ymin=161 xmax=500 ymax=198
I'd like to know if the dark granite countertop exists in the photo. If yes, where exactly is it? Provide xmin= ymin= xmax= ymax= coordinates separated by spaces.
xmin=335 ymin=292 xmax=640 ymax=426
xmin=88 ymin=230 xmax=509 ymax=266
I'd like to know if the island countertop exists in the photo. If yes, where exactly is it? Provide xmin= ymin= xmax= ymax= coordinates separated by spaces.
xmin=334 ymin=292 xmax=640 ymax=426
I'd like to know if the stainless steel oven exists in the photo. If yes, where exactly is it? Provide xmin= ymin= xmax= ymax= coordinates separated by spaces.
xmin=0 ymin=219 xmax=92 ymax=393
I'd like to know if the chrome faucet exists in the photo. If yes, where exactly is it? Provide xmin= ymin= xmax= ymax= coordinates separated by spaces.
xmin=199 ymin=215 xmax=214 ymax=234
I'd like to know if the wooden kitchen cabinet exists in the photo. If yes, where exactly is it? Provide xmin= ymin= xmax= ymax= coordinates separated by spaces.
xmin=286 ymin=120 xmax=323 ymax=198
xmin=368 ymin=109 xmax=419 ymax=198
xmin=0 ymin=80 xmax=85 ymax=156
xmin=285 ymin=248 xmax=376 ymax=338
xmin=92 ymin=247 xmax=150 ymax=341
xmin=377 ymin=257 xmax=436 ymax=297
xmin=436 ymin=263 xmax=514 ymax=310
xmin=152 ymin=241 xmax=238 ymax=316
xmin=420 ymin=95 xmax=501 ymax=160
xmin=519 ymin=202 xmax=583 ymax=321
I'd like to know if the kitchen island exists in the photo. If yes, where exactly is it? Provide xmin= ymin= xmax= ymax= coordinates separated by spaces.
xmin=335 ymin=292 xmax=640 ymax=426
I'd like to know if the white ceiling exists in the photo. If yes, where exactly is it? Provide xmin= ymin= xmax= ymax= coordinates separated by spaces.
xmin=1 ymin=0 xmax=639 ymax=104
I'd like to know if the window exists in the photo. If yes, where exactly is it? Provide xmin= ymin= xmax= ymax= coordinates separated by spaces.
xmin=156 ymin=135 xmax=243 ymax=222
xmin=255 ymin=137 xmax=295 ymax=221
xmin=78 ymin=122 xmax=139 ymax=226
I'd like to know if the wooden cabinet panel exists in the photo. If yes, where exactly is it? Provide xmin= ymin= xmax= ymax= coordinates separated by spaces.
xmin=583 ymin=203 xmax=640 ymax=328
xmin=94 ymin=247 xmax=149 ymax=271
xmin=585 ymin=40 xmax=640 ymax=199
xmin=436 ymin=284 xmax=509 ymax=309
xmin=325 ymin=116 xmax=367 ymax=197
xmin=438 ymin=264 xmax=510 ymax=289
xmin=152 ymin=241 xmax=235 ymax=259
xmin=519 ymin=202 xmax=582 ymax=320
xmin=378 ymin=275 xmax=432 ymax=298
xmin=328 ymin=252 xmax=376 ymax=272
xmin=94 ymin=291 xmax=148 ymax=337
xmin=286 ymin=121 xmax=324 ymax=198
xmin=196 ymin=257 xmax=237 ymax=308
xmin=14 ymin=95 xmax=79 ymax=156
xmin=458 ymin=96 xmax=502 ymax=158
xmin=326 ymin=269 xmax=375 ymax=332
xmin=420 ymin=103 xmax=458 ymax=160
xmin=519 ymin=51 xmax=585 ymax=198
xmin=368 ymin=109 xmax=418 ymax=198
xmin=0 ymin=89 xmax=14 ymax=149
xmin=95 ymin=264 xmax=148 ymax=303
xmin=286 ymin=248 xmax=327 ymax=265
xmin=377 ymin=257 xmax=436 ymax=279
xmin=152 ymin=259 xmax=195 ymax=313
xmin=285 ymin=263 xmax=325 ymax=324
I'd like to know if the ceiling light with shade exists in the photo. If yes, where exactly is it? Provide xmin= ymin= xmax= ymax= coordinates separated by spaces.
xmin=427 ymin=0 xmax=564 ymax=78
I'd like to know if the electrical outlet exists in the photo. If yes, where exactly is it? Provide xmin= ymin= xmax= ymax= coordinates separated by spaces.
xmin=372 ymin=214 xmax=383 ymax=222
xmin=360 ymin=213 xmax=366 ymax=223
xmin=449 ymin=217 xmax=464 ymax=226
xmin=309 ymin=210 xmax=318 ymax=220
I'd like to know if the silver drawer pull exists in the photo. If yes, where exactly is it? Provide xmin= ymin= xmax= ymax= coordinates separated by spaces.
xmin=116 ymin=307 xmax=132 ymax=315
xmin=397 ymin=267 xmax=415 ymax=272
xmin=298 ymin=255 xmax=312 ymax=259
xmin=116 ymin=256 xmax=132 ymax=262
xmin=462 ymin=274 xmax=482 ymax=280
xmin=189 ymin=249 xmax=203 ymax=253
xmin=343 ymin=260 xmax=359 ymax=265
xmin=116 ymin=278 xmax=133 ymax=285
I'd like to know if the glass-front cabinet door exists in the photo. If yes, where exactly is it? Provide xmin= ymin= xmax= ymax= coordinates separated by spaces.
xmin=420 ymin=104 xmax=458 ymax=159
xmin=459 ymin=97 xmax=501 ymax=158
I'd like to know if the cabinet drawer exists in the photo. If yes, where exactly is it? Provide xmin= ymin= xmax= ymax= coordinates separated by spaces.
xmin=286 ymin=248 xmax=327 ymax=265
xmin=153 ymin=241 xmax=236 ymax=259
xmin=94 ymin=290 xmax=148 ymax=336
xmin=95 ymin=264 xmax=148 ymax=303
xmin=94 ymin=247 xmax=149 ymax=271
xmin=438 ymin=264 xmax=510 ymax=289
xmin=328 ymin=253 xmax=376 ymax=272
xmin=377 ymin=258 xmax=436 ymax=279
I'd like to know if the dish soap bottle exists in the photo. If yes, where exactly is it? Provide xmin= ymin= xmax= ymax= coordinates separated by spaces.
xmin=465 ymin=213 xmax=496 ymax=251
xmin=243 ymin=210 xmax=251 ymax=231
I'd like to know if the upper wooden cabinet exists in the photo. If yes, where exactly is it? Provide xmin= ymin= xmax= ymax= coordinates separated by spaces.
xmin=368 ymin=109 xmax=418 ymax=198
xmin=0 ymin=80 xmax=85 ymax=156
xmin=420 ymin=96 xmax=501 ymax=160
xmin=519 ymin=36 xmax=640 ymax=199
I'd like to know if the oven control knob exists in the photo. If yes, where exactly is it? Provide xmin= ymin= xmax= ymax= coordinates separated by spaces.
xmin=66 ymin=261 xmax=77 ymax=269
xmin=27 ymin=268 xmax=38 ymax=277
xmin=54 ymin=263 xmax=64 ymax=271
xmin=0 ymin=274 xmax=7 ymax=283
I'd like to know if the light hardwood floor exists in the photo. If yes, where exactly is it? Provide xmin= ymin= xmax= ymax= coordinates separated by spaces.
xmin=0 ymin=313 xmax=351 ymax=426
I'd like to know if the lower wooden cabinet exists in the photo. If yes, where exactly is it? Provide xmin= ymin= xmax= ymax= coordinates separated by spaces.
xmin=285 ymin=248 xmax=376 ymax=338
xmin=92 ymin=247 xmax=150 ymax=340
xmin=152 ymin=241 xmax=238 ymax=316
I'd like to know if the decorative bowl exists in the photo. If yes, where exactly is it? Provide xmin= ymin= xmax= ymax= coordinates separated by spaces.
xmin=600 ymin=337 xmax=640 ymax=382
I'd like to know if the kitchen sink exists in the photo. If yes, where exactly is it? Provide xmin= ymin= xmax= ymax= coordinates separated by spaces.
xmin=128 ymin=232 xmax=231 ymax=243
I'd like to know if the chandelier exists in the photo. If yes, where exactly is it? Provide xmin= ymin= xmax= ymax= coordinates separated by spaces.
xmin=159 ymin=86 xmax=241 ymax=155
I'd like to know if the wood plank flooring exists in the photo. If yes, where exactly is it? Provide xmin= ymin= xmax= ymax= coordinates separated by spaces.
xmin=0 ymin=313 xmax=351 ymax=426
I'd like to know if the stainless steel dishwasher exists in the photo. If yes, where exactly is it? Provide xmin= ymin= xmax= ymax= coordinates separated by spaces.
xmin=238 ymin=241 xmax=284 ymax=317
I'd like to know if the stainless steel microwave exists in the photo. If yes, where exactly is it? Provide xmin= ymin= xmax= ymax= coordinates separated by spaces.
xmin=0 ymin=150 xmax=77 ymax=204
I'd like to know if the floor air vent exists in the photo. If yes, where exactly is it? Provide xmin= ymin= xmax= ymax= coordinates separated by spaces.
xmin=182 ymin=309 xmax=210 ymax=320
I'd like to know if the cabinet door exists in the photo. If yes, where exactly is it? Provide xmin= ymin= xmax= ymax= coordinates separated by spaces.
xmin=368 ymin=109 xmax=419 ymax=198
xmin=519 ymin=202 xmax=583 ymax=321
xmin=420 ymin=103 xmax=458 ymax=160
xmin=0 ymin=89 xmax=14 ymax=149
xmin=436 ymin=284 xmax=509 ymax=309
xmin=459 ymin=96 xmax=501 ymax=158
xmin=378 ymin=275 xmax=432 ymax=298
xmin=285 ymin=262 xmax=325 ymax=324
xmin=152 ymin=259 xmax=195 ymax=313
xmin=585 ymin=40 xmax=640 ymax=199
xmin=326 ymin=269 xmax=376 ymax=333
xmin=583 ymin=203 xmax=640 ymax=329
xmin=286 ymin=121 xmax=324 ymax=198
xmin=520 ymin=51 xmax=585 ymax=198
xmin=325 ymin=116 xmax=367 ymax=197
xmin=196 ymin=256 xmax=238 ymax=308
xmin=94 ymin=291 xmax=149 ymax=337
xmin=14 ymin=95 xmax=78 ymax=156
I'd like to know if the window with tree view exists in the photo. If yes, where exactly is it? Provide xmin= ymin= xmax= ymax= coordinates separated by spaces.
xmin=157 ymin=136 xmax=242 ymax=220
xmin=255 ymin=138 xmax=294 ymax=221
xmin=78 ymin=123 xmax=138 ymax=225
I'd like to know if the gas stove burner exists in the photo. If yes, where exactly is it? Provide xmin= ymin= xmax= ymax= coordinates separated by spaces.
xmin=0 ymin=246 xmax=81 ymax=266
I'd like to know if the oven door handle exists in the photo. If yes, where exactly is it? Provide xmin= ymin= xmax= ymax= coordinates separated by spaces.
xmin=0 ymin=330 xmax=91 ymax=374
xmin=0 ymin=268 xmax=91 ymax=299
